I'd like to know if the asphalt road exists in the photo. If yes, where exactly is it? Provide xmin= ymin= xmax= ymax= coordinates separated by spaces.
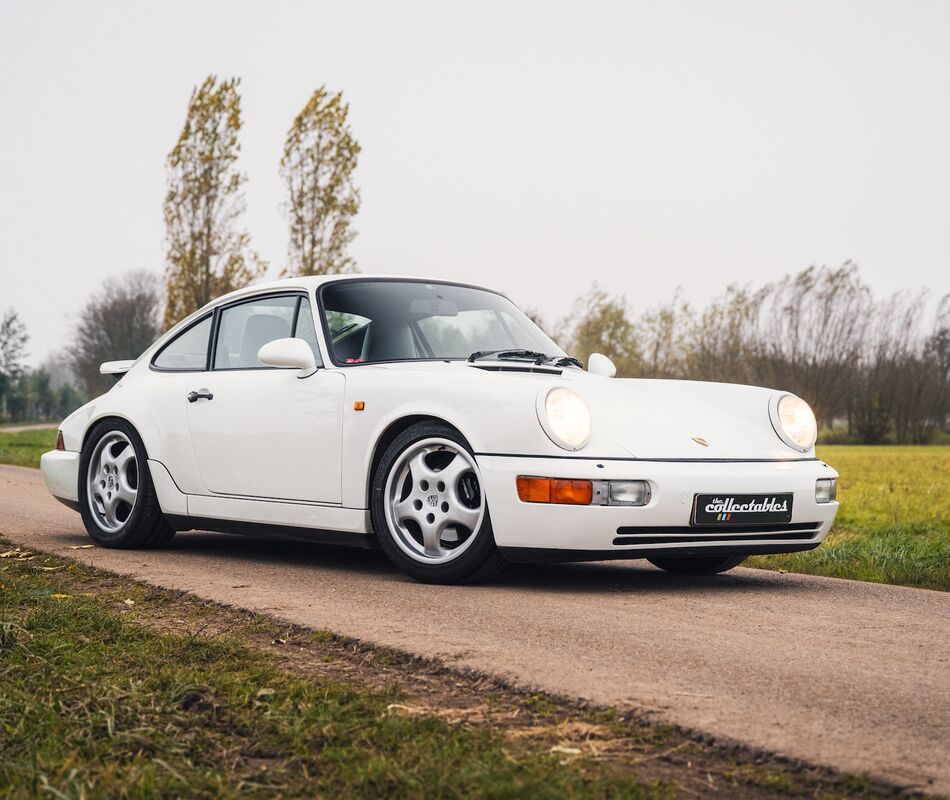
xmin=2 ymin=463 xmax=947 ymax=795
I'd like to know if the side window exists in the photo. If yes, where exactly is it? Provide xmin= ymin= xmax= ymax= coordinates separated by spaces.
xmin=152 ymin=315 xmax=212 ymax=371
xmin=293 ymin=299 xmax=324 ymax=366
xmin=214 ymin=296 xmax=297 ymax=369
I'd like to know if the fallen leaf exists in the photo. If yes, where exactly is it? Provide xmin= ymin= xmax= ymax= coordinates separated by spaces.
xmin=123 ymin=599 xmax=135 ymax=606
xmin=50 ymin=594 xmax=72 ymax=599
xmin=255 ymin=688 xmax=275 ymax=699
xmin=550 ymin=745 xmax=582 ymax=756
xmin=69 ymin=545 xmax=95 ymax=550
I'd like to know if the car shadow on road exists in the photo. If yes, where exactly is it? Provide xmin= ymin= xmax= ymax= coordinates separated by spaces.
xmin=152 ymin=530 xmax=803 ymax=596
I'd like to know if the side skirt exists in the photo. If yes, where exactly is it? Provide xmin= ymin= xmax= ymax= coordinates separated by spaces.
xmin=165 ymin=514 xmax=378 ymax=550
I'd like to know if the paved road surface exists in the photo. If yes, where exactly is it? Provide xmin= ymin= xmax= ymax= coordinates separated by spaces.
xmin=0 ymin=422 xmax=58 ymax=433
xmin=1 ymin=464 xmax=947 ymax=795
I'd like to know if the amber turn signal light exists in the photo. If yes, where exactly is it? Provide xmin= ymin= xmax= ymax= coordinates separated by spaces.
xmin=516 ymin=476 xmax=593 ymax=505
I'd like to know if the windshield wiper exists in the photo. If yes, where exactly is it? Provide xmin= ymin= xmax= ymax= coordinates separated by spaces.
xmin=467 ymin=349 xmax=549 ymax=363
xmin=467 ymin=350 xmax=585 ymax=368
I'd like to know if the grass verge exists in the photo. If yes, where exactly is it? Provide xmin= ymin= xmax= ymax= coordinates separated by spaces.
xmin=751 ymin=446 xmax=950 ymax=591
xmin=0 ymin=429 xmax=56 ymax=469
xmin=0 ymin=540 xmax=908 ymax=799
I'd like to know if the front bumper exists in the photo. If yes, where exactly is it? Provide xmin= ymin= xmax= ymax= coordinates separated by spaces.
xmin=40 ymin=450 xmax=81 ymax=510
xmin=476 ymin=455 xmax=839 ymax=561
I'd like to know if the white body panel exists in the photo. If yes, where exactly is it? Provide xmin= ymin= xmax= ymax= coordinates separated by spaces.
xmin=40 ymin=450 xmax=80 ymax=505
xmin=185 ymin=369 xmax=345 ymax=503
xmin=42 ymin=274 xmax=840 ymax=561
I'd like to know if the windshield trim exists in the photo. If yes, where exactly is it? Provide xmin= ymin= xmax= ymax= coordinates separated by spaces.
xmin=316 ymin=277 xmax=529 ymax=368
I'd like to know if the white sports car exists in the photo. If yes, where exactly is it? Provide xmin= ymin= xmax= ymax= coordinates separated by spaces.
xmin=41 ymin=275 xmax=839 ymax=583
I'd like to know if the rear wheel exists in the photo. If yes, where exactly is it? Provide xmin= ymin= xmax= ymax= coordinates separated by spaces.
xmin=370 ymin=422 xmax=505 ymax=584
xmin=648 ymin=555 xmax=747 ymax=575
xmin=79 ymin=419 xmax=175 ymax=548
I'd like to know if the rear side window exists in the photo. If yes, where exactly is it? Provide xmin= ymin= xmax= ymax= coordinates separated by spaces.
xmin=152 ymin=315 xmax=212 ymax=371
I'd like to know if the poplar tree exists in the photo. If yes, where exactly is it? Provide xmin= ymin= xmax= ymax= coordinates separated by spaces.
xmin=281 ymin=87 xmax=361 ymax=276
xmin=163 ymin=76 xmax=263 ymax=327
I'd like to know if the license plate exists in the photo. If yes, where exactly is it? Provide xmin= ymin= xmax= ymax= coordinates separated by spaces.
xmin=692 ymin=493 xmax=793 ymax=525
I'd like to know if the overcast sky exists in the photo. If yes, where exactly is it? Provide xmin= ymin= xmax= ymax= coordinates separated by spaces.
xmin=1 ymin=0 xmax=948 ymax=365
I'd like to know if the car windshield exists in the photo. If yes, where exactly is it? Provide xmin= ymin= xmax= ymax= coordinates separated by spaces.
xmin=320 ymin=280 xmax=567 ymax=365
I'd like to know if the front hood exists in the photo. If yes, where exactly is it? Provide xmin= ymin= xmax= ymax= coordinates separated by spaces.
xmin=567 ymin=376 xmax=808 ymax=460
xmin=356 ymin=361 xmax=809 ymax=460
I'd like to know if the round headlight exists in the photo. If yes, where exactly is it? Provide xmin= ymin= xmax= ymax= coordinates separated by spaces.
xmin=771 ymin=394 xmax=817 ymax=452
xmin=538 ymin=387 xmax=591 ymax=451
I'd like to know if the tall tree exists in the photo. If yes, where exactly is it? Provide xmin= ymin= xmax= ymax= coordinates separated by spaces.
xmin=281 ymin=86 xmax=361 ymax=276
xmin=163 ymin=75 xmax=263 ymax=328
xmin=67 ymin=271 xmax=163 ymax=397
xmin=0 ymin=309 xmax=29 ymax=420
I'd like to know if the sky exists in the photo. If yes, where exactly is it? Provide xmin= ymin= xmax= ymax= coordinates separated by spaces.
xmin=1 ymin=0 xmax=949 ymax=365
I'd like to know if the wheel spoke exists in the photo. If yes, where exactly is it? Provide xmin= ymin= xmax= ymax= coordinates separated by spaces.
xmin=98 ymin=446 xmax=112 ymax=475
xmin=102 ymin=492 xmax=119 ymax=526
xmin=116 ymin=482 xmax=137 ymax=507
xmin=436 ymin=453 xmax=471 ymax=487
xmin=421 ymin=522 xmax=444 ymax=558
xmin=444 ymin=502 xmax=480 ymax=532
xmin=394 ymin=496 xmax=420 ymax=525
xmin=114 ymin=445 xmax=135 ymax=472
xmin=407 ymin=450 xmax=435 ymax=485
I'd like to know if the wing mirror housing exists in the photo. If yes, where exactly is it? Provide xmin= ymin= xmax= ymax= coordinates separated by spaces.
xmin=257 ymin=338 xmax=318 ymax=378
xmin=587 ymin=353 xmax=617 ymax=378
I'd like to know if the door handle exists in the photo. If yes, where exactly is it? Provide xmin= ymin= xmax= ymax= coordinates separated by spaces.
xmin=187 ymin=389 xmax=214 ymax=403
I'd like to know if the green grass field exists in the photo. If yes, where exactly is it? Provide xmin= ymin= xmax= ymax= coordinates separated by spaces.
xmin=0 ymin=428 xmax=56 ymax=469
xmin=1 ymin=429 xmax=946 ymax=590
xmin=750 ymin=445 xmax=950 ymax=591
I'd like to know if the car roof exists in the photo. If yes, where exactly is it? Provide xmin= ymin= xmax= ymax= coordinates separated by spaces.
xmin=197 ymin=274 xmax=495 ymax=312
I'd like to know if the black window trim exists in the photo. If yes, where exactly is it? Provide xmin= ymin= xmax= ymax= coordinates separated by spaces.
xmin=316 ymin=277 xmax=514 ymax=368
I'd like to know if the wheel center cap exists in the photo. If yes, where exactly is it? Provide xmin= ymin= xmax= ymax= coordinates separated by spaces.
xmin=426 ymin=494 xmax=439 ymax=507
xmin=107 ymin=475 xmax=115 ymax=489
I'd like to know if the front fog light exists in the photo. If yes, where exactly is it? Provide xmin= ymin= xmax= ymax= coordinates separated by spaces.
xmin=608 ymin=480 xmax=651 ymax=506
xmin=815 ymin=478 xmax=837 ymax=504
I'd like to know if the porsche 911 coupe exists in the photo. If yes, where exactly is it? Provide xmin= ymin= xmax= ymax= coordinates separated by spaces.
xmin=41 ymin=275 xmax=839 ymax=583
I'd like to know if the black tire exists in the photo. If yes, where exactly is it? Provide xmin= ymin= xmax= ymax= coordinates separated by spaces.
xmin=370 ymin=421 xmax=506 ymax=584
xmin=78 ymin=419 xmax=175 ymax=549
xmin=648 ymin=554 xmax=747 ymax=575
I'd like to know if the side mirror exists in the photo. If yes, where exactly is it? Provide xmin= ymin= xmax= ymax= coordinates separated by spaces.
xmin=587 ymin=352 xmax=617 ymax=378
xmin=258 ymin=338 xmax=317 ymax=378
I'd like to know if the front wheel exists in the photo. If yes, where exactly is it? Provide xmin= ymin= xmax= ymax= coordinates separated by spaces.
xmin=648 ymin=555 xmax=747 ymax=575
xmin=370 ymin=422 xmax=505 ymax=584
xmin=78 ymin=419 xmax=175 ymax=548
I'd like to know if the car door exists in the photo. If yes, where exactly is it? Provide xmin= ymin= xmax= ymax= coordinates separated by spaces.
xmin=184 ymin=293 xmax=345 ymax=504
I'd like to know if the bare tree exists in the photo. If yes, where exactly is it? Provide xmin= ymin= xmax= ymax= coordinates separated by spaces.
xmin=68 ymin=271 xmax=163 ymax=398
xmin=0 ymin=308 xmax=29 ymax=421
